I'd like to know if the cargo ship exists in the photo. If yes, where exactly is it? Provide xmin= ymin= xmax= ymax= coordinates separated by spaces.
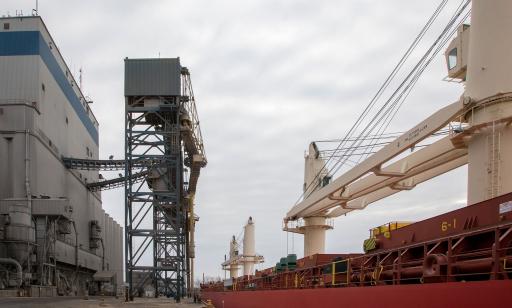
xmin=201 ymin=1 xmax=512 ymax=307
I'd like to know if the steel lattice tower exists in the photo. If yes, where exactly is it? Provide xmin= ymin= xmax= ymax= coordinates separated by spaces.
xmin=124 ymin=58 xmax=189 ymax=300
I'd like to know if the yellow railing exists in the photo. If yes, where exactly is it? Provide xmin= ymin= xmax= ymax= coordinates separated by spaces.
xmin=504 ymin=258 xmax=512 ymax=271
xmin=371 ymin=265 xmax=384 ymax=285
xmin=331 ymin=259 xmax=350 ymax=286
xmin=371 ymin=221 xmax=412 ymax=237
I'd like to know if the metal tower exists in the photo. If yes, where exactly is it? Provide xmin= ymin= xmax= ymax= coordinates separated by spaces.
xmin=124 ymin=58 xmax=206 ymax=300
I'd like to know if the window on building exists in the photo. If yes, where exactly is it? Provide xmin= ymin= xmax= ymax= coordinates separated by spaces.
xmin=41 ymin=83 xmax=45 ymax=92
xmin=321 ymin=176 xmax=332 ymax=187
xmin=448 ymin=48 xmax=458 ymax=70
xmin=3 ymin=23 xmax=10 ymax=30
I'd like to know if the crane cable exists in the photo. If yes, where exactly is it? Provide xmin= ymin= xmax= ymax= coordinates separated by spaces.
xmin=295 ymin=0 xmax=450 ymax=205
xmin=319 ymin=129 xmax=450 ymax=151
xmin=352 ymin=1 xmax=472 ymax=167
xmin=327 ymin=0 xmax=471 ymax=179
xmin=325 ymin=0 xmax=452 ymax=178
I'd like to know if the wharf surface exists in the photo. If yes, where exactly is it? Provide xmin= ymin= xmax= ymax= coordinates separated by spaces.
xmin=0 ymin=296 xmax=203 ymax=308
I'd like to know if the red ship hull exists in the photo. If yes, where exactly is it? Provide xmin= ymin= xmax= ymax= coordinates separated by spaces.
xmin=202 ymin=280 xmax=512 ymax=308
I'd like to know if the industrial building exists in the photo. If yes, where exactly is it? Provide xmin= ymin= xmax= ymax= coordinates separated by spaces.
xmin=0 ymin=16 xmax=123 ymax=296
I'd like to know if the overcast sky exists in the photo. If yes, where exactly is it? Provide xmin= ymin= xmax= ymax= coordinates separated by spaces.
xmin=5 ymin=0 xmax=469 ymax=280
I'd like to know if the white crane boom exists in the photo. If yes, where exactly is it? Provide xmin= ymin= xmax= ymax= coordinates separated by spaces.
xmin=285 ymin=100 xmax=464 ymax=221
xmin=327 ymin=155 xmax=468 ymax=217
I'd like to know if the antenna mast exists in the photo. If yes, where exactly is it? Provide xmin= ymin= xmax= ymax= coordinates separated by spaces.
xmin=79 ymin=67 xmax=83 ymax=91
xmin=33 ymin=0 xmax=39 ymax=16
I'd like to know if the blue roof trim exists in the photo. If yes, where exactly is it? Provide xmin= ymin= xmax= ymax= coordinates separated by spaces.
xmin=0 ymin=31 xmax=99 ymax=144
xmin=0 ymin=31 xmax=39 ymax=55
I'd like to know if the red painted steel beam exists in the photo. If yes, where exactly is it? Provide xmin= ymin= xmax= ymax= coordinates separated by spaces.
xmin=374 ymin=192 xmax=512 ymax=251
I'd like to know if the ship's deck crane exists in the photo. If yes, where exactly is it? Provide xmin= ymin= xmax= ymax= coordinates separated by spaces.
xmin=222 ymin=217 xmax=264 ymax=278
xmin=285 ymin=0 xmax=512 ymax=257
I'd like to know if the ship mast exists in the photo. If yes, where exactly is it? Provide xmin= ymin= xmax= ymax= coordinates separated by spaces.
xmin=222 ymin=217 xmax=264 ymax=278
xmin=464 ymin=0 xmax=512 ymax=205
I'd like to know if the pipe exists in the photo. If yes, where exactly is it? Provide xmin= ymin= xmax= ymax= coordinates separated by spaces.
xmin=100 ymin=238 xmax=105 ymax=271
xmin=25 ymin=130 xmax=31 ymax=200
xmin=24 ymin=101 xmax=31 ymax=208
xmin=71 ymin=221 xmax=79 ymax=281
xmin=396 ymin=266 xmax=424 ymax=279
xmin=36 ymin=216 xmax=47 ymax=285
xmin=23 ymin=110 xmax=32 ymax=287
xmin=53 ymin=217 xmax=58 ymax=285
xmin=57 ymin=271 xmax=71 ymax=295
xmin=451 ymin=257 xmax=493 ymax=274
xmin=191 ymin=258 xmax=194 ymax=295
xmin=0 ymin=258 xmax=23 ymax=288
xmin=189 ymin=194 xmax=195 ymax=296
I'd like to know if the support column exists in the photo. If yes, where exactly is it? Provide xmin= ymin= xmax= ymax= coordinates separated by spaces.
xmin=229 ymin=236 xmax=239 ymax=278
xmin=465 ymin=0 xmax=512 ymax=204
xmin=229 ymin=267 xmax=238 ymax=279
xmin=302 ymin=217 xmax=332 ymax=257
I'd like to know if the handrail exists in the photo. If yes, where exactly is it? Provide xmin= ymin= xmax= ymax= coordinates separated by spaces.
xmin=201 ymin=222 xmax=512 ymax=292
xmin=331 ymin=259 xmax=349 ymax=286
xmin=503 ymin=258 xmax=512 ymax=271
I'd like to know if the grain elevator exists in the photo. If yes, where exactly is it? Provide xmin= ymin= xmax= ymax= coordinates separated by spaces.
xmin=0 ymin=16 xmax=123 ymax=296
